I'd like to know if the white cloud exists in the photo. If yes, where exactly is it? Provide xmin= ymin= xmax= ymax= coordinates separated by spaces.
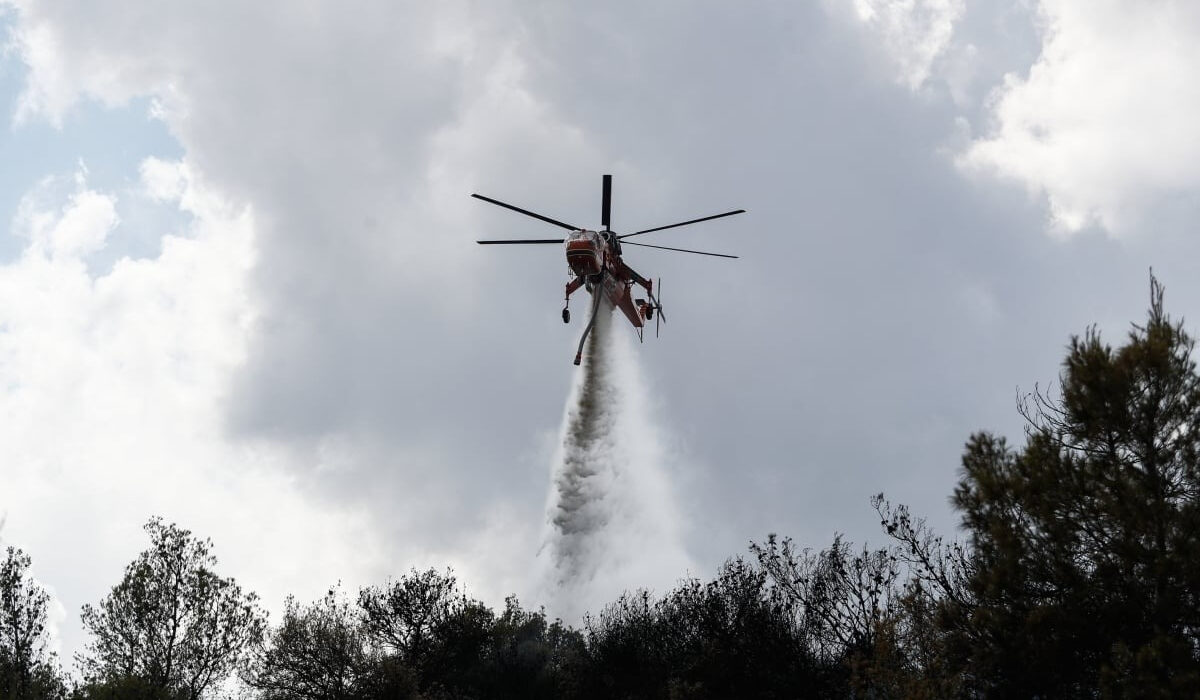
xmin=139 ymin=157 xmax=187 ymax=203
xmin=12 ymin=175 xmax=117 ymax=259
xmin=7 ymin=6 xmax=171 ymax=126
xmin=849 ymin=0 xmax=966 ymax=89
xmin=960 ymin=0 xmax=1200 ymax=235
xmin=0 ymin=163 xmax=388 ymax=662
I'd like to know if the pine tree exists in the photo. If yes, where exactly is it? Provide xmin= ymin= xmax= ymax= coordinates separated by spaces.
xmin=947 ymin=275 xmax=1200 ymax=696
xmin=0 ymin=547 xmax=66 ymax=700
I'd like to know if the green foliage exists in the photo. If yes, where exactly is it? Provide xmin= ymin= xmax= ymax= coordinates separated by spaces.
xmin=253 ymin=570 xmax=584 ymax=699
xmin=357 ymin=568 xmax=460 ymax=667
xmin=77 ymin=518 xmax=266 ymax=700
xmin=247 ymin=586 xmax=372 ymax=700
xmin=68 ymin=674 xmax=185 ymax=700
xmin=943 ymin=275 xmax=1200 ymax=696
xmin=451 ymin=596 xmax=582 ymax=699
xmin=869 ymin=498 xmax=973 ymax=698
xmin=0 ymin=547 xmax=66 ymax=700
xmin=578 ymin=558 xmax=822 ymax=699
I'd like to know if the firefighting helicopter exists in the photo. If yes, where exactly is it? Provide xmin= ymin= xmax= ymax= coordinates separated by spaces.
xmin=475 ymin=174 xmax=743 ymax=365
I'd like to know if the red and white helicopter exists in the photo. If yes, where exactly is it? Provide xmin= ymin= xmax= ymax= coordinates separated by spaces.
xmin=475 ymin=174 xmax=744 ymax=364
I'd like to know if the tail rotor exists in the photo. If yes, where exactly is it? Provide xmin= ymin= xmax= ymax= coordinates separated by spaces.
xmin=652 ymin=277 xmax=666 ymax=338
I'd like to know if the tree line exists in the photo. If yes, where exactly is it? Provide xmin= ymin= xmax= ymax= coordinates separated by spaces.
xmin=4 ymin=276 xmax=1200 ymax=698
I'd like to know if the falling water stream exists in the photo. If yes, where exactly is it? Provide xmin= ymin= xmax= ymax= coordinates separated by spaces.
xmin=542 ymin=296 xmax=693 ymax=619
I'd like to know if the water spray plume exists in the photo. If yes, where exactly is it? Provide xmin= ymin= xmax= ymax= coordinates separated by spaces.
xmin=541 ymin=297 xmax=693 ymax=621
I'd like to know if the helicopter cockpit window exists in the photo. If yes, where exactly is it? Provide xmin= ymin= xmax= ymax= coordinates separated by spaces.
xmin=566 ymin=229 xmax=598 ymax=243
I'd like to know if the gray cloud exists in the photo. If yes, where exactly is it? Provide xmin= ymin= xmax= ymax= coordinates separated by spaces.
xmin=5 ymin=0 xmax=1200 ymax=653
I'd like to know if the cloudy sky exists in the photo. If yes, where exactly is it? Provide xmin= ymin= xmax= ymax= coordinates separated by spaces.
xmin=2 ymin=0 xmax=1200 ymax=664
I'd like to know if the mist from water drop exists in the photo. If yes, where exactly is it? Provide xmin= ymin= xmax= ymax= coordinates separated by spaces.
xmin=540 ymin=297 xmax=693 ymax=621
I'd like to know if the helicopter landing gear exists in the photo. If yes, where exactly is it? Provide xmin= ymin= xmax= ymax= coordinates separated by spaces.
xmin=563 ymin=276 xmax=584 ymax=326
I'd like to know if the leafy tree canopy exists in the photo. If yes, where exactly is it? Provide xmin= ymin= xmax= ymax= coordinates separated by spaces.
xmin=77 ymin=518 xmax=266 ymax=700
xmin=0 ymin=546 xmax=66 ymax=700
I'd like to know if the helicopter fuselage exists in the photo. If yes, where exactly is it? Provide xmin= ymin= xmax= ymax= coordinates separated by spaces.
xmin=565 ymin=229 xmax=649 ymax=330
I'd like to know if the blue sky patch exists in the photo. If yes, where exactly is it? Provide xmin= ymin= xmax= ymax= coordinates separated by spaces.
xmin=0 ymin=20 xmax=186 ymax=266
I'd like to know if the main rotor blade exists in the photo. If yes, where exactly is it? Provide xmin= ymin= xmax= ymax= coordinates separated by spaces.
xmin=471 ymin=194 xmax=580 ymax=232
xmin=619 ymin=209 xmax=746 ymax=239
xmin=477 ymin=239 xmax=564 ymax=244
xmin=623 ymin=241 xmax=738 ymax=258
xmin=601 ymin=174 xmax=612 ymax=230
